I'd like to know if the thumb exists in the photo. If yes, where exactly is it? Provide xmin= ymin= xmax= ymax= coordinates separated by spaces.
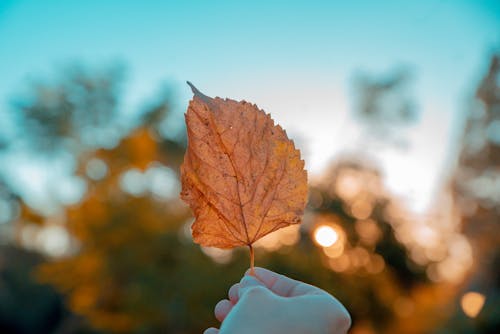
xmin=237 ymin=275 xmax=267 ymax=299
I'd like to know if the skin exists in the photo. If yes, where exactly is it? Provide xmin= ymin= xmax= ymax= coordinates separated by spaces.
xmin=204 ymin=267 xmax=351 ymax=334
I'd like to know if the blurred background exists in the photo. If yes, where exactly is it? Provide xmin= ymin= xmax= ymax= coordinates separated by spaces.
xmin=0 ymin=1 xmax=499 ymax=333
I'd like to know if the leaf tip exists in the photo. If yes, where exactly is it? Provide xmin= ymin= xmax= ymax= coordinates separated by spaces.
xmin=186 ymin=81 xmax=212 ymax=103
xmin=186 ymin=81 xmax=197 ymax=93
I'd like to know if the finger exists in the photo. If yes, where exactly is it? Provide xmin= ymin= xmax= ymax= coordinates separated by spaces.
xmin=247 ymin=267 xmax=323 ymax=297
xmin=228 ymin=283 xmax=240 ymax=304
xmin=238 ymin=275 xmax=266 ymax=299
xmin=245 ymin=267 xmax=280 ymax=287
xmin=214 ymin=299 xmax=233 ymax=322
xmin=203 ymin=328 xmax=219 ymax=334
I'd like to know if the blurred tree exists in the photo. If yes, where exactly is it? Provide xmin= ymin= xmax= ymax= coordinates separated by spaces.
xmin=0 ymin=179 xmax=20 ymax=242
xmin=437 ymin=54 xmax=500 ymax=333
xmin=0 ymin=126 xmax=15 ymax=239
xmin=296 ymin=68 xmax=468 ymax=333
xmin=353 ymin=67 xmax=417 ymax=149
xmin=13 ymin=64 xmax=124 ymax=155
xmin=301 ymin=158 xmax=453 ymax=334
xmin=0 ymin=244 xmax=98 ymax=334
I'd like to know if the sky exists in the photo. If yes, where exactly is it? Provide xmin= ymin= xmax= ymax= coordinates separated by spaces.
xmin=0 ymin=0 xmax=499 ymax=213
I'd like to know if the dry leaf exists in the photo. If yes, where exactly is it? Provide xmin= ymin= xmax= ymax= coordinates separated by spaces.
xmin=180 ymin=83 xmax=307 ymax=260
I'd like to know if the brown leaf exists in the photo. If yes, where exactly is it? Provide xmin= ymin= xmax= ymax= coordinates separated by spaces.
xmin=180 ymin=83 xmax=308 ymax=249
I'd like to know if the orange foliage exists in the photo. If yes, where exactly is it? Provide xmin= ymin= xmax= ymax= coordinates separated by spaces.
xmin=36 ymin=125 xmax=191 ymax=333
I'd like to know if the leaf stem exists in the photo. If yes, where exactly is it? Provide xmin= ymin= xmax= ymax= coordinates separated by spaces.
xmin=249 ymin=244 xmax=255 ymax=276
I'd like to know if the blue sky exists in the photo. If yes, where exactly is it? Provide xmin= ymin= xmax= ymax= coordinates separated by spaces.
xmin=0 ymin=0 xmax=499 ymax=213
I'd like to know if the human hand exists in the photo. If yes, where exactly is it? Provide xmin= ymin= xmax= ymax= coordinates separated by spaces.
xmin=204 ymin=267 xmax=351 ymax=334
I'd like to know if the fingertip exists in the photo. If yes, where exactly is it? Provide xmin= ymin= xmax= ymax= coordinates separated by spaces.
xmin=238 ymin=276 xmax=266 ymax=299
xmin=239 ymin=275 xmax=262 ymax=287
xmin=204 ymin=328 xmax=219 ymax=334
xmin=214 ymin=299 xmax=232 ymax=322
xmin=322 ymin=296 xmax=352 ymax=333
xmin=228 ymin=283 xmax=240 ymax=304
xmin=244 ymin=266 xmax=268 ymax=276
xmin=252 ymin=267 xmax=282 ymax=288
xmin=253 ymin=269 xmax=315 ymax=297
xmin=337 ymin=301 xmax=352 ymax=332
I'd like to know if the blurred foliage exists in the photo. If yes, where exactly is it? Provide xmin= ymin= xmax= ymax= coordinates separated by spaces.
xmin=436 ymin=54 xmax=500 ymax=334
xmin=37 ymin=126 xmax=193 ymax=333
xmin=353 ymin=67 xmax=416 ymax=123
xmin=352 ymin=67 xmax=418 ymax=152
xmin=13 ymin=64 xmax=124 ymax=154
xmin=0 ymin=244 xmax=96 ymax=334
xmin=304 ymin=159 xmax=456 ymax=333
xmin=0 ymin=57 xmax=497 ymax=333
xmin=0 ymin=178 xmax=20 ymax=240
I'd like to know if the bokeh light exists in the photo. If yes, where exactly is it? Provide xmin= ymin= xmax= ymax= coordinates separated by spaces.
xmin=254 ymin=224 xmax=301 ymax=251
xmin=460 ymin=292 xmax=486 ymax=318
xmin=201 ymin=247 xmax=233 ymax=264
xmin=313 ymin=225 xmax=339 ymax=247
xmin=86 ymin=158 xmax=108 ymax=180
